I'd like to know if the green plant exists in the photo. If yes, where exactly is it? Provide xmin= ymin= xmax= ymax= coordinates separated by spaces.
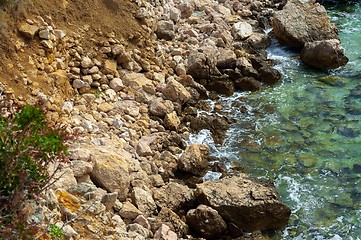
xmin=0 ymin=105 xmax=68 ymax=239
xmin=48 ymin=225 xmax=63 ymax=240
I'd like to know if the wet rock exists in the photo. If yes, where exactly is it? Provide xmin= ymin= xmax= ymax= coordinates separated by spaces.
xmin=300 ymin=39 xmax=348 ymax=68
xmin=156 ymin=20 xmax=176 ymax=40
xmin=186 ymin=204 xmax=227 ymax=239
xmin=272 ymin=0 xmax=339 ymax=48
xmin=258 ymin=65 xmax=281 ymax=84
xmin=206 ymin=76 xmax=235 ymax=96
xmin=178 ymin=144 xmax=210 ymax=176
xmin=196 ymin=173 xmax=291 ymax=235
xmin=234 ymin=77 xmax=262 ymax=91
xmin=189 ymin=114 xmax=229 ymax=144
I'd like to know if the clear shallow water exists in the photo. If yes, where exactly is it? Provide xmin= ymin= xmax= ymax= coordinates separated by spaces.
xmin=191 ymin=3 xmax=361 ymax=239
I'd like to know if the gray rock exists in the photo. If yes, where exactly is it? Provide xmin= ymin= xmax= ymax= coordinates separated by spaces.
xmin=186 ymin=205 xmax=227 ymax=238
xmin=156 ymin=20 xmax=175 ymax=40
xmin=127 ymin=223 xmax=152 ymax=239
xmin=301 ymin=39 xmax=348 ymax=68
xmin=39 ymin=29 xmax=51 ymax=40
xmin=101 ymin=192 xmax=118 ymax=211
xmin=54 ymin=29 xmax=66 ymax=39
xmin=232 ymin=22 xmax=253 ymax=40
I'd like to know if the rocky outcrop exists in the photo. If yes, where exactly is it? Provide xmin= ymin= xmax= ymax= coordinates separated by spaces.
xmin=196 ymin=173 xmax=291 ymax=236
xmin=272 ymin=0 xmax=348 ymax=68
xmin=300 ymin=39 xmax=349 ymax=68
xmin=1 ymin=0 xmax=294 ymax=238
xmin=272 ymin=0 xmax=339 ymax=48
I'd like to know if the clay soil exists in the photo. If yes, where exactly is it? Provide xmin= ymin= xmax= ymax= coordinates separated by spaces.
xmin=0 ymin=0 xmax=146 ymax=99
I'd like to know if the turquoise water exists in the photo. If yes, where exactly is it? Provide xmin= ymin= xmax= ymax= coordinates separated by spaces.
xmin=195 ymin=3 xmax=361 ymax=239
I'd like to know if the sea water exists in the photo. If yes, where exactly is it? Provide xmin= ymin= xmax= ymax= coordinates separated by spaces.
xmin=190 ymin=2 xmax=361 ymax=239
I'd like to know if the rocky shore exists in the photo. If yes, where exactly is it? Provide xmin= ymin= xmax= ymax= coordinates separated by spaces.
xmin=0 ymin=0 xmax=346 ymax=239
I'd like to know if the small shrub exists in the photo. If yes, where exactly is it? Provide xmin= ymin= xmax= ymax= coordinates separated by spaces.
xmin=48 ymin=225 xmax=63 ymax=240
xmin=0 ymin=105 xmax=68 ymax=239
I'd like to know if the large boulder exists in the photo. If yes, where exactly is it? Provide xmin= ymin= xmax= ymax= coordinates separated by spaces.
xmin=196 ymin=173 xmax=291 ymax=236
xmin=272 ymin=0 xmax=339 ymax=48
xmin=300 ymin=39 xmax=348 ymax=68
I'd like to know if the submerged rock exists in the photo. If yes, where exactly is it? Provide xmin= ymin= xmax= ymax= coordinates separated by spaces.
xmin=196 ymin=173 xmax=291 ymax=236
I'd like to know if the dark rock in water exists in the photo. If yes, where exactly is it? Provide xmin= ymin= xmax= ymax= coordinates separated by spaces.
xmin=318 ymin=0 xmax=359 ymax=5
xmin=189 ymin=114 xmax=230 ymax=144
xmin=234 ymin=77 xmax=262 ymax=91
xmin=206 ymin=76 xmax=235 ymax=96
xmin=186 ymin=205 xmax=227 ymax=239
xmin=346 ymin=107 xmax=361 ymax=115
xmin=353 ymin=164 xmax=361 ymax=173
xmin=301 ymin=39 xmax=348 ymax=69
xmin=258 ymin=66 xmax=282 ymax=84
xmin=337 ymin=126 xmax=360 ymax=138
xmin=272 ymin=0 xmax=348 ymax=69
xmin=196 ymin=173 xmax=291 ymax=236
